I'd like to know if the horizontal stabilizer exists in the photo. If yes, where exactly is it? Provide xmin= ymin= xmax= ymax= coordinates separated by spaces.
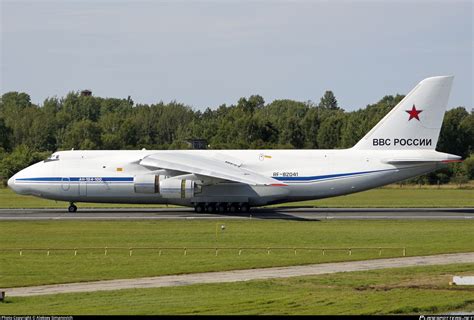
xmin=383 ymin=155 xmax=462 ymax=165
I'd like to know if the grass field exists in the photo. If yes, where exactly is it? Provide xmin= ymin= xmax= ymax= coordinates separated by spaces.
xmin=0 ymin=187 xmax=473 ymax=208
xmin=1 ymin=220 xmax=473 ymax=288
xmin=276 ymin=188 xmax=474 ymax=208
xmin=1 ymin=185 xmax=472 ymax=315
xmin=1 ymin=263 xmax=473 ymax=315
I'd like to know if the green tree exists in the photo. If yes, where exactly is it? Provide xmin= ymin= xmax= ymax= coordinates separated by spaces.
xmin=0 ymin=92 xmax=34 ymax=149
xmin=316 ymin=112 xmax=346 ymax=148
xmin=281 ymin=117 xmax=305 ymax=148
xmin=318 ymin=91 xmax=339 ymax=110
xmin=0 ymin=145 xmax=49 ymax=184
xmin=301 ymin=106 xmax=321 ymax=148
xmin=62 ymin=120 xmax=102 ymax=150
xmin=462 ymin=153 xmax=474 ymax=179
xmin=451 ymin=163 xmax=469 ymax=186
xmin=56 ymin=92 xmax=101 ymax=127
xmin=437 ymin=107 xmax=470 ymax=157
xmin=237 ymin=95 xmax=265 ymax=114
xmin=0 ymin=92 xmax=32 ymax=113
xmin=118 ymin=118 xmax=139 ymax=149
xmin=0 ymin=117 xmax=11 ymax=150
xmin=459 ymin=113 xmax=474 ymax=155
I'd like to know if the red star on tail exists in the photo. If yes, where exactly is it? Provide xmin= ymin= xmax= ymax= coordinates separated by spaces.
xmin=406 ymin=105 xmax=423 ymax=121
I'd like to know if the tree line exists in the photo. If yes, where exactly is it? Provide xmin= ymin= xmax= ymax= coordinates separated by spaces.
xmin=0 ymin=91 xmax=472 ymax=186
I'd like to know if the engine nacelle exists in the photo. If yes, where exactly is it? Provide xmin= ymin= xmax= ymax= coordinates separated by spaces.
xmin=134 ymin=175 xmax=197 ymax=199
xmin=159 ymin=178 xmax=196 ymax=199
xmin=133 ymin=175 xmax=161 ymax=194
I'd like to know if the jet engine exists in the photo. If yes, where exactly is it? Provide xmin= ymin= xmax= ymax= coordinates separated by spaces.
xmin=133 ymin=174 xmax=160 ymax=193
xmin=159 ymin=178 xmax=197 ymax=199
xmin=133 ymin=175 xmax=198 ymax=199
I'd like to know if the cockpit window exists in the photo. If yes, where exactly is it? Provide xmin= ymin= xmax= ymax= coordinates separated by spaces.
xmin=44 ymin=154 xmax=60 ymax=162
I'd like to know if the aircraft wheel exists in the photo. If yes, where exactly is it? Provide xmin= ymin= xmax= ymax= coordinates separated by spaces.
xmin=205 ymin=204 xmax=215 ymax=213
xmin=195 ymin=204 xmax=205 ymax=213
xmin=68 ymin=204 xmax=77 ymax=213
xmin=240 ymin=203 xmax=250 ymax=213
xmin=229 ymin=203 xmax=239 ymax=213
xmin=217 ymin=204 xmax=227 ymax=213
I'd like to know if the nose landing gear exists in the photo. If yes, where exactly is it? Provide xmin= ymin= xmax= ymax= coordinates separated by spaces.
xmin=68 ymin=203 xmax=77 ymax=213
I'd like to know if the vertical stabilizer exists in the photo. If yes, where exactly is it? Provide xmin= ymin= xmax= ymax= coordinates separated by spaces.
xmin=353 ymin=76 xmax=453 ymax=150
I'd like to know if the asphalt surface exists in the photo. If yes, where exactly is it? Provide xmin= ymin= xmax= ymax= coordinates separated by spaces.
xmin=4 ymin=252 xmax=474 ymax=297
xmin=0 ymin=207 xmax=473 ymax=220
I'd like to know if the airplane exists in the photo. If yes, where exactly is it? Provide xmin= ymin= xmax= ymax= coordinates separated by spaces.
xmin=7 ymin=76 xmax=461 ymax=213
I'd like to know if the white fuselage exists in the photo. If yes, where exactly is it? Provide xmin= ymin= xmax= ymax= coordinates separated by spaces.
xmin=8 ymin=148 xmax=448 ymax=207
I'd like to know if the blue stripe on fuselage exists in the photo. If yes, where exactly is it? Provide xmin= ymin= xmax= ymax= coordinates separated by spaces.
xmin=16 ymin=177 xmax=63 ymax=181
xmin=273 ymin=168 xmax=396 ymax=182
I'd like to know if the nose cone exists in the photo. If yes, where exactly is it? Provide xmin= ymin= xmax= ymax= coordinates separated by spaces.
xmin=7 ymin=176 xmax=15 ymax=189
xmin=9 ymin=170 xmax=33 ymax=195
xmin=8 ymin=170 xmax=33 ymax=195
xmin=8 ymin=161 xmax=53 ymax=196
xmin=8 ymin=174 xmax=22 ymax=194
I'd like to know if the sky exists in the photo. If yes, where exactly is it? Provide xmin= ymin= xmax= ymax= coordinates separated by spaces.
xmin=1 ymin=0 xmax=472 ymax=111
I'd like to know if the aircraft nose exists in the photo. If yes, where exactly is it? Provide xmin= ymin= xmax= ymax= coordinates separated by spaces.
xmin=7 ymin=176 xmax=15 ymax=189
xmin=8 ymin=171 xmax=33 ymax=195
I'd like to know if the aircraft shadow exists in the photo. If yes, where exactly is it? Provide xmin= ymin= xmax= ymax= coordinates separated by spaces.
xmin=265 ymin=207 xmax=474 ymax=214
xmin=63 ymin=208 xmax=320 ymax=221
xmin=226 ymin=208 xmax=320 ymax=221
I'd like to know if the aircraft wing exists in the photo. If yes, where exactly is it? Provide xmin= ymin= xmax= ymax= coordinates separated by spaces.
xmin=139 ymin=153 xmax=287 ymax=186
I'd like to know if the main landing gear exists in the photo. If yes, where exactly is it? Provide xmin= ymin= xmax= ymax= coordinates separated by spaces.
xmin=194 ymin=202 xmax=251 ymax=214
xmin=68 ymin=203 xmax=77 ymax=213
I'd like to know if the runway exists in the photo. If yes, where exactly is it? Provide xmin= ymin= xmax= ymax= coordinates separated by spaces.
xmin=4 ymin=252 xmax=474 ymax=297
xmin=0 ymin=207 xmax=472 ymax=220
